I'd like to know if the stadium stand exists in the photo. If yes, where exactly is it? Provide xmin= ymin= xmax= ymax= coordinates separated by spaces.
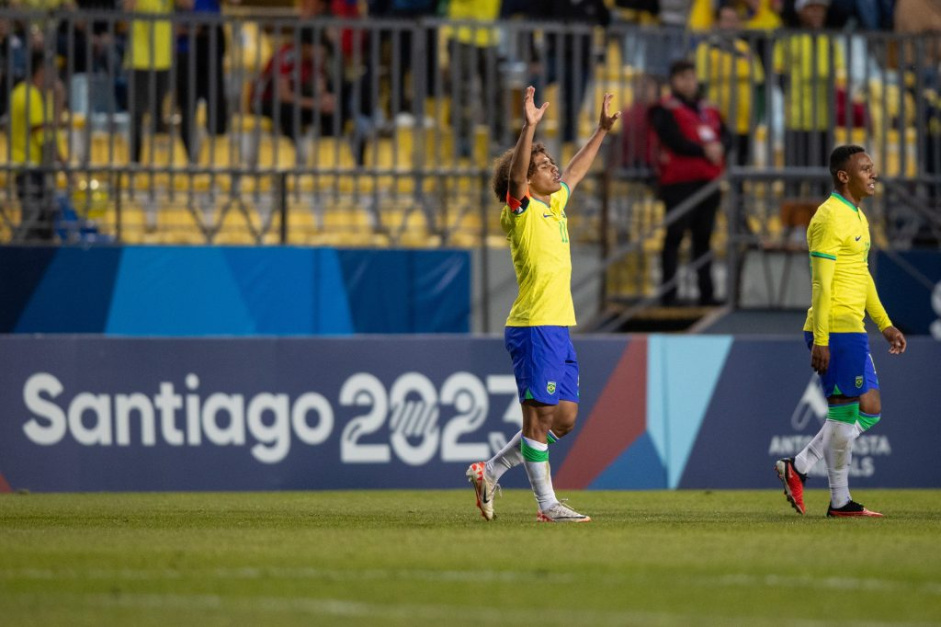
xmin=0 ymin=5 xmax=938 ymax=326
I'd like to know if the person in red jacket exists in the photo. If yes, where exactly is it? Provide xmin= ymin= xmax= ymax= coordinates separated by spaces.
xmin=649 ymin=59 xmax=732 ymax=306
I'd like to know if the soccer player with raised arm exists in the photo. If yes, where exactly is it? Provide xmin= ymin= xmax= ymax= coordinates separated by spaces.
xmin=775 ymin=145 xmax=907 ymax=518
xmin=466 ymin=86 xmax=619 ymax=522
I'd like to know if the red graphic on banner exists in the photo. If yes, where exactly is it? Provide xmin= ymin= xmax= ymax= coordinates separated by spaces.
xmin=554 ymin=337 xmax=647 ymax=489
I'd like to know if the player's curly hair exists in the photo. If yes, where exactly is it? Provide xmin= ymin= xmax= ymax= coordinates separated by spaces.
xmin=491 ymin=143 xmax=549 ymax=203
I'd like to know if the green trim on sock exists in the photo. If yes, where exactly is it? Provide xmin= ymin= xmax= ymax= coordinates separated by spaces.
xmin=828 ymin=402 xmax=860 ymax=425
xmin=520 ymin=441 xmax=549 ymax=462
xmin=547 ymin=432 xmax=558 ymax=445
xmin=857 ymin=412 xmax=881 ymax=431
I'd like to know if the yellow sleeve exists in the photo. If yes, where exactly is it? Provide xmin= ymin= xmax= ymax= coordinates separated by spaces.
xmin=807 ymin=210 xmax=842 ymax=260
xmin=807 ymin=212 xmax=841 ymax=346
xmin=810 ymin=255 xmax=836 ymax=346
xmin=865 ymin=273 xmax=892 ymax=331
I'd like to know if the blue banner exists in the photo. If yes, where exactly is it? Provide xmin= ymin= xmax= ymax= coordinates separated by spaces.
xmin=0 ymin=335 xmax=938 ymax=492
xmin=875 ymin=250 xmax=941 ymax=337
xmin=0 ymin=246 xmax=471 ymax=335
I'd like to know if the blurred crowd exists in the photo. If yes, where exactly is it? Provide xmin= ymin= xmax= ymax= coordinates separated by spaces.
xmin=1 ymin=0 xmax=939 ymax=243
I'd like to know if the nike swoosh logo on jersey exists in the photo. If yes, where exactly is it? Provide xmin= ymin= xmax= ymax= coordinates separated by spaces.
xmin=543 ymin=213 xmax=554 ymax=218
xmin=855 ymin=235 xmax=862 ymax=241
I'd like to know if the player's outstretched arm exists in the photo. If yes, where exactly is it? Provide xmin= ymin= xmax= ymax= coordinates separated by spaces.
xmin=508 ymin=86 xmax=549 ymax=201
xmin=561 ymin=92 xmax=620 ymax=193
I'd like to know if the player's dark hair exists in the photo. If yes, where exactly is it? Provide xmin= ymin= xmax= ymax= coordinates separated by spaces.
xmin=668 ymin=59 xmax=695 ymax=79
xmin=829 ymin=144 xmax=866 ymax=180
xmin=491 ymin=143 xmax=549 ymax=203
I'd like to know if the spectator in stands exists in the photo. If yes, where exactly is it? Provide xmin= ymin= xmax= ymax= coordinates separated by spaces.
xmin=175 ymin=0 xmax=229 ymax=162
xmin=649 ymin=59 xmax=731 ymax=306
xmin=126 ymin=0 xmax=176 ymax=163
xmin=688 ymin=0 xmax=784 ymax=30
xmin=254 ymin=27 xmax=333 ymax=143
xmin=444 ymin=0 xmax=504 ymax=158
xmin=254 ymin=26 xmax=370 ymax=164
xmin=10 ymin=50 xmax=66 ymax=242
xmin=695 ymin=3 xmax=765 ymax=168
xmin=689 ymin=0 xmax=782 ymax=74
xmin=774 ymin=0 xmax=844 ymax=197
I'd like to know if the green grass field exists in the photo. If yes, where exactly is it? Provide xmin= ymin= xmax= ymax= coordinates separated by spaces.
xmin=2 ymin=489 xmax=940 ymax=626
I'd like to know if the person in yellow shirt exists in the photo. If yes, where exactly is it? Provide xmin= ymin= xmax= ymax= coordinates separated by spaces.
xmin=444 ymin=0 xmax=503 ymax=157
xmin=465 ymin=86 xmax=619 ymax=523
xmin=695 ymin=4 xmax=765 ymax=167
xmin=125 ymin=0 xmax=176 ymax=162
xmin=775 ymin=145 xmax=906 ymax=518
xmin=688 ymin=0 xmax=783 ymax=31
xmin=10 ymin=50 xmax=64 ymax=242
xmin=773 ymin=0 xmax=844 ymax=196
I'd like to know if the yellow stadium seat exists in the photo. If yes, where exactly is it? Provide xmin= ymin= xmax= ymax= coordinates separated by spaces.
xmin=308 ymin=136 xmax=357 ymax=170
xmin=256 ymin=135 xmax=299 ymax=170
xmin=323 ymin=205 xmax=375 ymax=232
xmin=231 ymin=114 xmax=273 ymax=136
xmin=89 ymin=133 xmax=130 ymax=167
xmin=140 ymin=134 xmax=190 ymax=169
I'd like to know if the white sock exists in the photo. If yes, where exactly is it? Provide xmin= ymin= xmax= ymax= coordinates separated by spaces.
xmin=794 ymin=425 xmax=826 ymax=475
xmin=822 ymin=419 xmax=859 ymax=509
xmin=486 ymin=429 xmax=562 ymax=483
xmin=521 ymin=436 xmax=557 ymax=511
xmin=485 ymin=430 xmax=523 ymax=482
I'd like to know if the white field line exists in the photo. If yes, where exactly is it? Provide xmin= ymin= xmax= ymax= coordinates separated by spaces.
xmin=0 ymin=566 xmax=576 ymax=584
xmin=3 ymin=591 xmax=938 ymax=627
xmin=1 ymin=567 xmax=939 ymax=597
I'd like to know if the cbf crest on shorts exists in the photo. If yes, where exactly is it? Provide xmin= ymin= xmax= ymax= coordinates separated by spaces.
xmin=547 ymin=381 xmax=557 ymax=394
xmin=855 ymin=375 xmax=864 ymax=388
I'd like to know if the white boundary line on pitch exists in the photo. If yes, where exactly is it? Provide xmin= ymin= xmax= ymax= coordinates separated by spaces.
xmin=3 ymin=591 xmax=937 ymax=627
xmin=1 ymin=566 xmax=940 ymax=596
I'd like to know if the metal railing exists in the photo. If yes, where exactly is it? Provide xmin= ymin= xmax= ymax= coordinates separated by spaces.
xmin=1 ymin=10 xmax=939 ymax=319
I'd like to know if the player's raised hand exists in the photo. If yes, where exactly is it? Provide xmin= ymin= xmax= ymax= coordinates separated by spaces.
xmin=523 ymin=86 xmax=549 ymax=127
xmin=599 ymin=93 xmax=620 ymax=131
xmin=883 ymin=326 xmax=907 ymax=355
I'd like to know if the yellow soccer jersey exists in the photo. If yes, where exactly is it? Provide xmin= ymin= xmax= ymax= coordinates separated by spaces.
xmin=502 ymin=183 xmax=575 ymax=327
xmin=803 ymin=192 xmax=892 ymax=343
